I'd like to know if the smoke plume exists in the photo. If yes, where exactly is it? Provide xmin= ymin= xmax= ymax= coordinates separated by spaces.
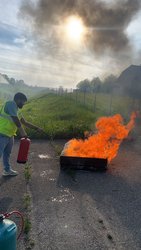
xmin=20 ymin=0 xmax=140 ymax=54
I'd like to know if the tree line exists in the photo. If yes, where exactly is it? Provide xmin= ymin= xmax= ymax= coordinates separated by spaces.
xmin=2 ymin=74 xmax=26 ymax=86
xmin=76 ymin=74 xmax=141 ymax=100
xmin=76 ymin=75 xmax=117 ymax=94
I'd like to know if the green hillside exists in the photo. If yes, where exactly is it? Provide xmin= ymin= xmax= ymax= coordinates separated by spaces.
xmin=22 ymin=93 xmax=100 ymax=139
xmin=0 ymin=92 xmax=137 ymax=139
xmin=0 ymin=83 xmax=48 ymax=100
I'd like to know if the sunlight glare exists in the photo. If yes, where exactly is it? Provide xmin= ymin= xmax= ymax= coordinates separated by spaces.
xmin=65 ymin=16 xmax=85 ymax=43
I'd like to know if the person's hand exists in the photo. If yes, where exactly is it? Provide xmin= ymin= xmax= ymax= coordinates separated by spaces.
xmin=36 ymin=127 xmax=45 ymax=134
xmin=19 ymin=126 xmax=28 ymax=138
xmin=23 ymin=134 xmax=28 ymax=139
xmin=20 ymin=132 xmax=28 ymax=138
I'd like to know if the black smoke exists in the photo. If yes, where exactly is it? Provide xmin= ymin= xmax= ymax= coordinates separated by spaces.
xmin=19 ymin=0 xmax=141 ymax=54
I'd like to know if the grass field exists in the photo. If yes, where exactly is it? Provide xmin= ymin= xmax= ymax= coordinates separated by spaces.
xmin=0 ymin=92 xmax=138 ymax=139
xmin=68 ymin=92 xmax=135 ymax=117
xmin=22 ymin=93 xmax=100 ymax=139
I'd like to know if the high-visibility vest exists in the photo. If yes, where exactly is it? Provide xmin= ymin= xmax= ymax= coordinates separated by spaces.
xmin=0 ymin=102 xmax=19 ymax=137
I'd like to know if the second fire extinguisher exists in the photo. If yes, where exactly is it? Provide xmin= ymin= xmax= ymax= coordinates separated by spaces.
xmin=17 ymin=138 xmax=31 ymax=164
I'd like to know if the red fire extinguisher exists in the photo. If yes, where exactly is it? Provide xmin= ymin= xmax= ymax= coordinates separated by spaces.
xmin=17 ymin=138 xmax=31 ymax=164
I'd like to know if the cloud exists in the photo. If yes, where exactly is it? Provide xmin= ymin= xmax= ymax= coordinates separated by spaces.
xmin=0 ymin=0 xmax=141 ymax=88
xmin=0 ymin=22 xmax=26 ymax=48
xmin=0 ymin=23 xmax=18 ymax=45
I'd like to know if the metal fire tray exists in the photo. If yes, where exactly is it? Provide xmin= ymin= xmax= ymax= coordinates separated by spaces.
xmin=60 ymin=155 xmax=108 ymax=172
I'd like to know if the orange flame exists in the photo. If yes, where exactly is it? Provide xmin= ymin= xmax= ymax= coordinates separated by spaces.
xmin=64 ymin=112 xmax=136 ymax=162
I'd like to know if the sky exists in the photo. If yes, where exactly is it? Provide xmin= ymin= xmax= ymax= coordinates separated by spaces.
xmin=0 ymin=0 xmax=141 ymax=88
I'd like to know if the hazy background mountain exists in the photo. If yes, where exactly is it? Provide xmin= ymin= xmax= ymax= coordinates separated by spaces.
xmin=0 ymin=73 xmax=50 ymax=100
xmin=1 ymin=64 xmax=141 ymax=100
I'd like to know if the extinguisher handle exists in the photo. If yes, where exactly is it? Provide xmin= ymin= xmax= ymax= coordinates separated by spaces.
xmin=21 ymin=136 xmax=28 ymax=139
xmin=21 ymin=137 xmax=31 ymax=141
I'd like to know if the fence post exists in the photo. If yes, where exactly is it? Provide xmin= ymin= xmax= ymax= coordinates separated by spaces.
xmin=109 ymin=93 xmax=113 ymax=115
xmin=75 ymin=89 xmax=78 ymax=103
xmin=93 ymin=92 xmax=97 ymax=112
xmin=83 ymin=91 xmax=86 ymax=106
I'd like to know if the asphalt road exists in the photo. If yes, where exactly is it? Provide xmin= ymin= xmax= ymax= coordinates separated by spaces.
xmin=1 ymin=133 xmax=141 ymax=250
xmin=28 ymin=135 xmax=141 ymax=250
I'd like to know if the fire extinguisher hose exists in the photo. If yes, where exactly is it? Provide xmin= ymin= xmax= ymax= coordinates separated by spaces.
xmin=3 ymin=210 xmax=24 ymax=240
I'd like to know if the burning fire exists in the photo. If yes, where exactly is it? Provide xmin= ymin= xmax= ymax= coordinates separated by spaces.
xmin=64 ymin=113 xmax=136 ymax=163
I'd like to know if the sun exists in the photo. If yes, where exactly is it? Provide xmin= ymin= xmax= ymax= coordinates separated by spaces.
xmin=64 ymin=16 xmax=85 ymax=43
